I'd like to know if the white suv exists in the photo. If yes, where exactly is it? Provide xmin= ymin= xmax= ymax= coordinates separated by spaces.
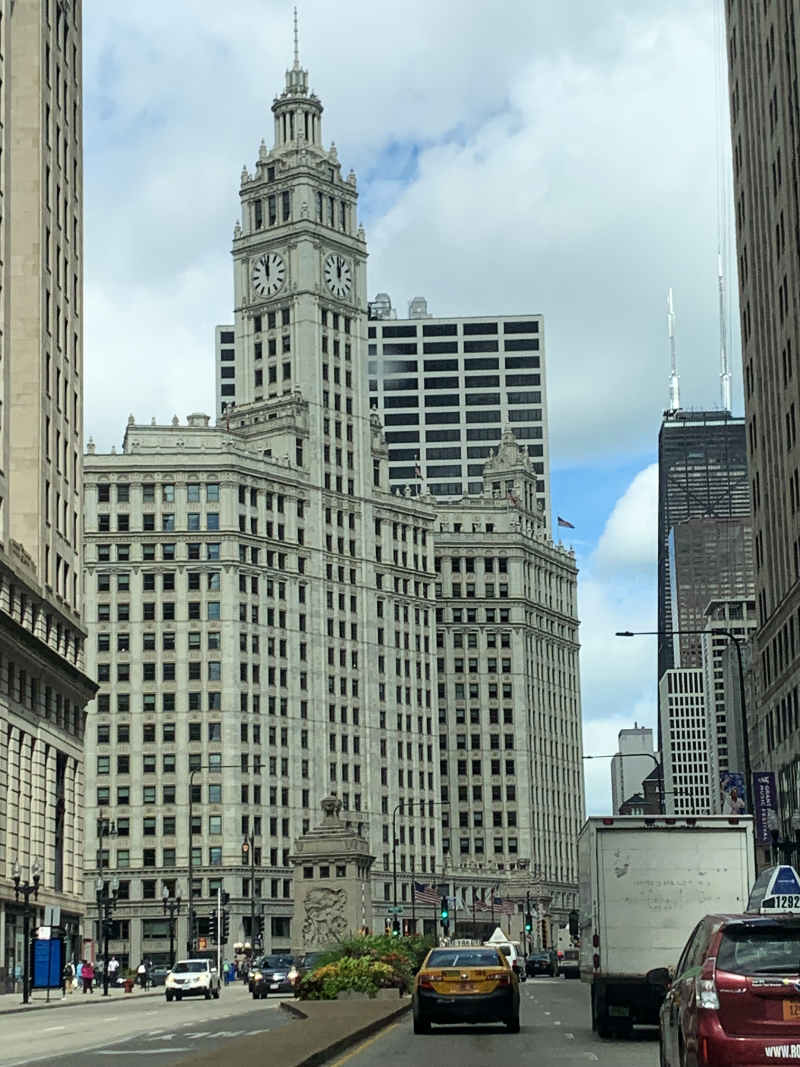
xmin=165 ymin=959 xmax=221 ymax=1001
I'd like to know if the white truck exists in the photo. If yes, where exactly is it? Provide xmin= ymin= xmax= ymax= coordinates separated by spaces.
xmin=579 ymin=814 xmax=755 ymax=1037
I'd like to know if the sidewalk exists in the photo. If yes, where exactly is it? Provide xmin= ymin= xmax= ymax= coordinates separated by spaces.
xmin=0 ymin=984 xmax=164 ymax=1015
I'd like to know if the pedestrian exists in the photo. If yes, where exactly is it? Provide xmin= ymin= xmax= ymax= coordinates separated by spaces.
xmin=62 ymin=960 xmax=75 ymax=996
xmin=107 ymin=956 xmax=120 ymax=987
xmin=81 ymin=959 xmax=94 ymax=994
xmin=76 ymin=959 xmax=84 ymax=991
xmin=137 ymin=959 xmax=148 ymax=990
xmin=95 ymin=957 xmax=105 ymax=988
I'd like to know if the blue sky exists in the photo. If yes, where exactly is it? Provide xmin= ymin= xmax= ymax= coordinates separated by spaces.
xmin=82 ymin=0 xmax=737 ymax=813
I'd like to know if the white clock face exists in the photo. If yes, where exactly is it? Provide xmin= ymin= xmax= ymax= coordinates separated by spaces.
xmin=252 ymin=253 xmax=286 ymax=298
xmin=324 ymin=253 xmax=353 ymax=299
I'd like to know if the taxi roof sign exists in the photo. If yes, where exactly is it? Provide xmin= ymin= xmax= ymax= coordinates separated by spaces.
xmin=759 ymin=865 xmax=800 ymax=912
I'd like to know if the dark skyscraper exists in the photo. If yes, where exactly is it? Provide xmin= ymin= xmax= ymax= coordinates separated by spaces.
xmin=657 ymin=411 xmax=750 ymax=681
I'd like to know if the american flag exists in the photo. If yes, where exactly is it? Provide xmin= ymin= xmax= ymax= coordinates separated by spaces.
xmin=557 ymin=516 xmax=575 ymax=529
xmin=474 ymin=897 xmax=491 ymax=912
xmin=493 ymin=897 xmax=517 ymax=917
xmin=413 ymin=882 xmax=439 ymax=906
xmin=507 ymin=490 xmax=519 ymax=507
xmin=414 ymin=456 xmax=422 ymax=480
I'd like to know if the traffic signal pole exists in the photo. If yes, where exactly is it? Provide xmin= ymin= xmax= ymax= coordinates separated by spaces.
xmin=216 ymin=888 xmax=221 ymax=984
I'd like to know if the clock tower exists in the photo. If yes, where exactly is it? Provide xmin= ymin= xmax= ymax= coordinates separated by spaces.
xmin=229 ymin=31 xmax=370 ymax=494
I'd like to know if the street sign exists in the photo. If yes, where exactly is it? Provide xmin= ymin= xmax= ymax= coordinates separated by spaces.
xmin=37 ymin=926 xmax=52 ymax=941
xmin=386 ymin=906 xmax=405 ymax=916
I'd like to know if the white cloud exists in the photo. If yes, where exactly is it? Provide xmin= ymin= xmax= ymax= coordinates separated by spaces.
xmin=577 ymin=464 xmax=659 ymax=812
xmin=82 ymin=0 xmax=737 ymax=453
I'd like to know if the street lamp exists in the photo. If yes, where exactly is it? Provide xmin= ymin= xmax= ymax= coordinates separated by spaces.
xmin=162 ymin=883 xmax=183 ymax=967
xmin=242 ymin=835 xmax=258 ymax=951
xmin=13 ymin=859 xmax=40 ymax=1004
xmin=582 ymin=752 xmax=665 ymax=814
xmin=616 ymin=628 xmax=752 ymax=798
xmin=95 ymin=872 xmax=120 ymax=996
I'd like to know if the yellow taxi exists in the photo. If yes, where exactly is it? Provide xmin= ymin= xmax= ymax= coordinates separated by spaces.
xmin=412 ymin=945 xmax=520 ymax=1034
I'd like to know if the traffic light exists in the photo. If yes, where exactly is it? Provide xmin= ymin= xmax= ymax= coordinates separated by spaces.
xmin=391 ymin=918 xmax=401 ymax=937
xmin=440 ymin=896 xmax=450 ymax=932
xmin=256 ymin=914 xmax=265 ymax=936
xmin=540 ymin=919 xmax=548 ymax=949
xmin=221 ymin=910 xmax=230 ymax=943
xmin=568 ymin=909 xmax=579 ymax=940
xmin=524 ymin=914 xmax=533 ymax=934
xmin=210 ymin=913 xmax=218 ymax=945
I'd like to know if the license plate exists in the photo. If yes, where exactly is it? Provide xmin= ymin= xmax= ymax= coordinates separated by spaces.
xmin=608 ymin=1006 xmax=630 ymax=1017
xmin=270 ymin=983 xmax=279 ymax=990
xmin=783 ymin=1000 xmax=800 ymax=1020
xmin=458 ymin=982 xmax=476 ymax=992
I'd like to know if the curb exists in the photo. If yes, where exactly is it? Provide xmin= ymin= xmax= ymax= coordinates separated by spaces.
xmin=0 ymin=988 xmax=164 ymax=1016
xmin=288 ymin=999 xmax=411 ymax=1067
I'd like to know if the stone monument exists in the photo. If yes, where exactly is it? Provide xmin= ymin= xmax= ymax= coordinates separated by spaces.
xmin=290 ymin=796 xmax=375 ymax=954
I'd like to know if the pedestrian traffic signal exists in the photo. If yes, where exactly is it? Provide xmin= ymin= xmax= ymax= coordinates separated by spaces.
xmin=524 ymin=914 xmax=533 ymax=934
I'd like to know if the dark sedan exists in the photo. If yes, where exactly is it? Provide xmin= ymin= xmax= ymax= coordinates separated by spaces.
xmin=248 ymin=954 xmax=298 ymax=999
xmin=526 ymin=952 xmax=556 ymax=977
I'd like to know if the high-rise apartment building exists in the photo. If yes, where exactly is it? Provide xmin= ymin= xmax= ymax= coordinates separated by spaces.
xmin=433 ymin=431 xmax=581 ymax=926
xmin=610 ymin=725 xmax=655 ymax=815
xmin=725 ymin=1 xmax=800 ymax=826
xmin=1 ymin=0 xmax=96 ymax=992
xmin=657 ymin=411 xmax=750 ymax=681
xmin=660 ymin=668 xmax=710 ymax=815
xmin=365 ymin=294 xmax=550 ymax=524
xmin=82 ymin=45 xmax=583 ymax=962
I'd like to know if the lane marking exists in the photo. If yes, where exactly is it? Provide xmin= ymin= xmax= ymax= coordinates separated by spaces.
xmin=327 ymin=1023 xmax=398 ymax=1067
xmin=42 ymin=1026 xmax=65 ymax=1032
xmin=95 ymin=1050 xmax=193 ymax=1056
xmin=554 ymin=1020 xmax=561 ymax=1026
xmin=582 ymin=1055 xmax=599 ymax=1062
xmin=566 ymin=1033 xmax=574 ymax=1038
xmin=103 ymin=1017 xmax=120 ymax=1022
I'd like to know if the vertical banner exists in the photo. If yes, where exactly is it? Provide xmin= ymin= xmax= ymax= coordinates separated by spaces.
xmin=752 ymin=771 xmax=778 ymax=843
xmin=720 ymin=771 xmax=747 ymax=814
xmin=33 ymin=938 xmax=62 ymax=988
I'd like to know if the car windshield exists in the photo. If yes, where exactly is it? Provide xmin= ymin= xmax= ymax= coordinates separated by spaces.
xmin=260 ymin=956 xmax=295 ymax=969
xmin=717 ymin=925 xmax=800 ymax=975
xmin=427 ymin=949 xmax=502 ymax=968
xmin=172 ymin=961 xmax=207 ymax=973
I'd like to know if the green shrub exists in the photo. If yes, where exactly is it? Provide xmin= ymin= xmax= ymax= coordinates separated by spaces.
xmin=296 ymin=956 xmax=396 ymax=1000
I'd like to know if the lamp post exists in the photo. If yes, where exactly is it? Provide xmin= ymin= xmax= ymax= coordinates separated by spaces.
xmin=616 ymin=628 xmax=752 ymax=796
xmin=95 ymin=872 xmax=120 ymax=996
xmin=242 ymin=834 xmax=257 ymax=952
xmin=582 ymin=752 xmax=665 ymax=814
xmin=162 ymin=884 xmax=183 ymax=967
xmin=12 ymin=859 xmax=40 ymax=1005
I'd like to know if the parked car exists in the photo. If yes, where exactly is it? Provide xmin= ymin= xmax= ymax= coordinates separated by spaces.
xmin=164 ymin=959 xmax=220 ymax=1001
xmin=249 ymin=954 xmax=299 ymax=999
xmin=526 ymin=952 xmax=556 ymax=978
xmin=412 ymin=946 xmax=520 ymax=1034
xmin=148 ymin=965 xmax=171 ymax=987
xmin=656 ymin=912 xmax=800 ymax=1066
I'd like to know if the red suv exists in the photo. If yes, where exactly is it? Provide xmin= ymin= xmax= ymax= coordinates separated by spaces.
xmin=655 ymin=913 xmax=800 ymax=1066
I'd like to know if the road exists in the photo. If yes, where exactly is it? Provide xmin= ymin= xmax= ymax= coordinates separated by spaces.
xmin=331 ymin=978 xmax=660 ymax=1067
xmin=0 ymin=982 xmax=291 ymax=1067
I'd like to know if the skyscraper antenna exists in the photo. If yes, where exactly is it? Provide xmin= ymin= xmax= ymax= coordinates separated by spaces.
xmin=718 ymin=255 xmax=731 ymax=411
xmin=294 ymin=7 xmax=299 ymax=68
xmin=668 ymin=289 xmax=681 ymax=412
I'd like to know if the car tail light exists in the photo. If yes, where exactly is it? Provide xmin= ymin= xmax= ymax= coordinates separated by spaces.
xmin=695 ymin=957 xmax=720 ymax=1011
xmin=487 ymin=972 xmax=511 ymax=985
xmin=419 ymin=974 xmax=440 ymax=988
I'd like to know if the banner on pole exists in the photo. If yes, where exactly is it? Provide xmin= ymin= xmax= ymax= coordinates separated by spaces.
xmin=752 ymin=771 xmax=779 ymax=844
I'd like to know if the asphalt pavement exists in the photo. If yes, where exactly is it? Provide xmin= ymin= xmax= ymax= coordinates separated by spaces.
xmin=326 ymin=978 xmax=660 ymax=1067
xmin=0 ymin=982 xmax=292 ymax=1067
